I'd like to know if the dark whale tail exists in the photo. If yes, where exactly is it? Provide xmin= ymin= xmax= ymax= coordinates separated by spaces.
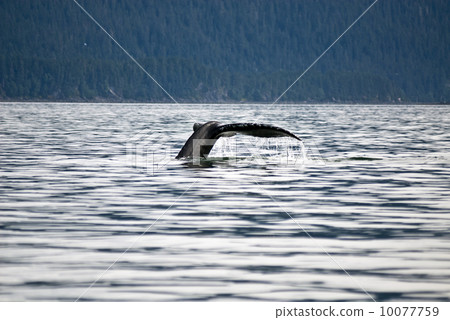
xmin=176 ymin=121 xmax=302 ymax=159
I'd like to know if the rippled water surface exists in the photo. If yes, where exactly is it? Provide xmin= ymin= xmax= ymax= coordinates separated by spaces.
xmin=1 ymin=103 xmax=450 ymax=301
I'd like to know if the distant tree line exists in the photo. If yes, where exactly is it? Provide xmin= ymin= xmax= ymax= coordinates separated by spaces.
xmin=0 ymin=0 xmax=448 ymax=103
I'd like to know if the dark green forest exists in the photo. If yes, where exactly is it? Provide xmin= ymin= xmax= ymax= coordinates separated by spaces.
xmin=0 ymin=0 xmax=449 ymax=103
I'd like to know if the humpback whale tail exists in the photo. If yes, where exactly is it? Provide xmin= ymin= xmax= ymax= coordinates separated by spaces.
xmin=176 ymin=121 xmax=302 ymax=159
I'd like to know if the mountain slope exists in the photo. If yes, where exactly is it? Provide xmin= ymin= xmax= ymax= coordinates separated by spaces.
xmin=0 ymin=0 xmax=448 ymax=102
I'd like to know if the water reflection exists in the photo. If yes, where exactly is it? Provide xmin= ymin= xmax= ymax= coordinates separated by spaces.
xmin=0 ymin=103 xmax=449 ymax=301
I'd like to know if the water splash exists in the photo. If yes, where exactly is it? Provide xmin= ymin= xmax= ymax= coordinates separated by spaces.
xmin=209 ymin=136 xmax=316 ymax=166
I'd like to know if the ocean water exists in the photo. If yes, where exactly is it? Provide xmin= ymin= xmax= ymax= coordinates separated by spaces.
xmin=0 ymin=102 xmax=449 ymax=301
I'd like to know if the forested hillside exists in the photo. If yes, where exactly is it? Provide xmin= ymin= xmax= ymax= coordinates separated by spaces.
xmin=0 ymin=0 xmax=448 ymax=103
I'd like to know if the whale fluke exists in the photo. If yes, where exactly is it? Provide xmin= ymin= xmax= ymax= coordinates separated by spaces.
xmin=176 ymin=121 xmax=302 ymax=159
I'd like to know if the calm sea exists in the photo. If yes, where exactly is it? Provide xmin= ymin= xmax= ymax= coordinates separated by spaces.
xmin=0 ymin=102 xmax=449 ymax=301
